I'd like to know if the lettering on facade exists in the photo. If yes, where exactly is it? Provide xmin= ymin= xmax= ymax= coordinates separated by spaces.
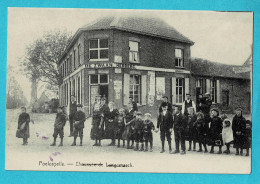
xmin=85 ymin=63 xmax=136 ymax=69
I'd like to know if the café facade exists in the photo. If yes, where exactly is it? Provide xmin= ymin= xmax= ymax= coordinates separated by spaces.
xmin=58 ymin=15 xmax=251 ymax=116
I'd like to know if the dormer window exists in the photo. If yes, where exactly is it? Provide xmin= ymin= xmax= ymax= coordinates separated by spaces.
xmin=175 ymin=48 xmax=184 ymax=68
xmin=129 ymin=41 xmax=139 ymax=63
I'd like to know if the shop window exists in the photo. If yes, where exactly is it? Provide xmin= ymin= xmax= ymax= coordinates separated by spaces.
xmin=129 ymin=41 xmax=139 ymax=63
xmin=211 ymin=79 xmax=217 ymax=103
xmin=90 ymin=75 xmax=99 ymax=84
xmin=176 ymin=78 xmax=185 ymax=103
xmin=175 ymin=48 xmax=184 ymax=67
xmin=90 ymin=74 xmax=109 ymax=84
xmin=130 ymin=75 xmax=141 ymax=103
xmin=89 ymin=39 xmax=109 ymax=60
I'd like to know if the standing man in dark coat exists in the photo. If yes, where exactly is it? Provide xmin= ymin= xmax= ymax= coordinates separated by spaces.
xmin=159 ymin=96 xmax=173 ymax=113
xmin=129 ymin=96 xmax=138 ymax=111
xmin=71 ymin=104 xmax=86 ymax=146
xmin=182 ymin=93 xmax=196 ymax=115
xmin=50 ymin=107 xmax=67 ymax=146
xmin=172 ymin=106 xmax=187 ymax=155
xmin=232 ymin=108 xmax=247 ymax=155
xmin=156 ymin=102 xmax=174 ymax=153
xmin=196 ymin=94 xmax=205 ymax=112
xmin=16 ymin=107 xmax=30 ymax=145
xmin=201 ymin=93 xmax=212 ymax=124
xmin=69 ymin=95 xmax=77 ymax=137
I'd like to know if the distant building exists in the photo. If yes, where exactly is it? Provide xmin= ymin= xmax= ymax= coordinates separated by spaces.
xmin=57 ymin=15 xmax=251 ymax=115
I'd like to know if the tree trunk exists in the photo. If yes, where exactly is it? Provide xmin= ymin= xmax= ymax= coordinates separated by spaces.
xmin=30 ymin=78 xmax=38 ymax=105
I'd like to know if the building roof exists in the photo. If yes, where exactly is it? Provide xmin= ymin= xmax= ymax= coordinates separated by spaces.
xmin=191 ymin=58 xmax=250 ymax=80
xmin=59 ymin=15 xmax=194 ymax=63
xmin=82 ymin=15 xmax=194 ymax=45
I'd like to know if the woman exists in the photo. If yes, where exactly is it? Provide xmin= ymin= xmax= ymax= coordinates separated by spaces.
xmin=16 ymin=107 xmax=30 ymax=145
xmin=185 ymin=107 xmax=197 ymax=151
xmin=103 ymin=102 xmax=118 ymax=146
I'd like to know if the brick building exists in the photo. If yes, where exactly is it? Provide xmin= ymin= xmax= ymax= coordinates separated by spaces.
xmin=58 ymin=15 xmax=251 ymax=116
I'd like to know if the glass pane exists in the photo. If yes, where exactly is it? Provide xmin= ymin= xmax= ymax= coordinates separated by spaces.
xmin=129 ymin=41 xmax=138 ymax=51
xmin=133 ymin=52 xmax=138 ymax=62
xmin=90 ymin=40 xmax=98 ymax=49
xmin=90 ymin=75 xmax=98 ymax=84
xmin=130 ymin=76 xmax=134 ymax=84
xmin=100 ymin=49 xmax=108 ymax=59
xmin=134 ymin=75 xmax=140 ymax=84
xmin=90 ymin=50 xmax=98 ymax=59
xmin=129 ymin=52 xmax=133 ymax=62
xmin=100 ymin=74 xmax=108 ymax=84
xmin=100 ymin=39 xmax=108 ymax=48
xmin=175 ymin=49 xmax=182 ymax=58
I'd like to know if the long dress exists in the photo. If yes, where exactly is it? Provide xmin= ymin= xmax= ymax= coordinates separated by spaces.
xmin=103 ymin=108 xmax=118 ymax=139
xmin=123 ymin=109 xmax=135 ymax=140
xmin=232 ymin=115 xmax=247 ymax=149
xmin=91 ymin=103 xmax=103 ymax=140
xmin=16 ymin=112 xmax=30 ymax=138
xmin=209 ymin=116 xmax=223 ymax=146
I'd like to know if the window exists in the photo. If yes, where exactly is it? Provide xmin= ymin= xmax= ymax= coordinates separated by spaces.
xmin=72 ymin=79 xmax=76 ymax=96
xmin=90 ymin=74 xmax=109 ymax=85
xmin=78 ymin=77 xmax=81 ymax=104
xmin=176 ymin=78 xmax=185 ymax=103
xmin=69 ymin=54 xmax=72 ymax=72
xmin=60 ymin=65 xmax=63 ymax=77
xmin=129 ymin=41 xmax=139 ymax=63
xmin=78 ymin=44 xmax=81 ymax=66
xmin=89 ymin=39 xmax=109 ymax=60
xmin=73 ymin=50 xmax=76 ymax=69
xmin=175 ymin=48 xmax=184 ymax=67
xmin=196 ymin=79 xmax=204 ymax=94
xmin=63 ymin=63 xmax=65 ymax=77
xmin=130 ymin=75 xmax=141 ymax=103
xmin=64 ymin=60 xmax=67 ymax=76
xmin=211 ymin=80 xmax=217 ymax=103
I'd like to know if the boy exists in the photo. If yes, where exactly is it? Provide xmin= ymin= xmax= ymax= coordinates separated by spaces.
xmin=156 ymin=102 xmax=174 ymax=153
xmin=71 ymin=104 xmax=86 ymax=146
xmin=50 ymin=107 xmax=67 ymax=146
xmin=131 ymin=112 xmax=144 ymax=151
xmin=196 ymin=112 xmax=209 ymax=152
xmin=125 ymin=102 xmax=136 ymax=149
xmin=143 ymin=113 xmax=155 ymax=152
xmin=16 ymin=107 xmax=30 ymax=145
xmin=116 ymin=108 xmax=126 ymax=147
xmin=172 ymin=106 xmax=186 ymax=155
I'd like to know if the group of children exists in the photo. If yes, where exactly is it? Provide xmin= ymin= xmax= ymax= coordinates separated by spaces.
xmin=16 ymin=100 xmax=251 ymax=156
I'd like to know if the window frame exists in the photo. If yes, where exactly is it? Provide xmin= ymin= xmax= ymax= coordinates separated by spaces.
xmin=211 ymin=79 xmax=217 ymax=103
xmin=129 ymin=74 xmax=141 ymax=104
xmin=89 ymin=39 xmax=109 ymax=61
xmin=78 ymin=44 xmax=81 ymax=66
xmin=175 ymin=48 xmax=184 ymax=68
xmin=89 ymin=74 xmax=109 ymax=85
xmin=176 ymin=78 xmax=185 ymax=104
xmin=129 ymin=41 xmax=140 ymax=63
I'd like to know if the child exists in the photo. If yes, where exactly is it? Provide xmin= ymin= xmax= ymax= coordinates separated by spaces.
xmin=186 ymin=107 xmax=197 ymax=151
xmin=115 ymin=108 xmax=126 ymax=148
xmin=50 ymin=107 xmax=67 ymax=146
xmin=172 ymin=106 xmax=186 ymax=155
xmin=143 ymin=113 xmax=155 ymax=152
xmin=71 ymin=104 xmax=86 ymax=146
xmin=245 ymin=120 xmax=252 ymax=156
xmin=196 ymin=112 xmax=209 ymax=152
xmin=222 ymin=119 xmax=233 ymax=154
xmin=131 ymin=111 xmax=144 ymax=151
xmin=16 ymin=107 xmax=30 ymax=145
xmin=232 ymin=108 xmax=246 ymax=155
xmin=91 ymin=102 xmax=103 ymax=146
xmin=209 ymin=109 xmax=223 ymax=154
xmin=156 ymin=102 xmax=174 ymax=154
xmin=124 ymin=102 xmax=136 ymax=149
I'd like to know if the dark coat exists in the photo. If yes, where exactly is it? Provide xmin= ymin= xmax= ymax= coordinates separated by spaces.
xmin=201 ymin=98 xmax=212 ymax=115
xmin=73 ymin=110 xmax=86 ymax=129
xmin=173 ymin=113 xmax=186 ymax=130
xmin=91 ymin=108 xmax=103 ymax=140
xmin=54 ymin=112 xmax=67 ymax=129
xmin=17 ymin=112 xmax=30 ymax=138
xmin=124 ymin=109 xmax=135 ymax=140
xmin=69 ymin=101 xmax=77 ymax=119
xmin=103 ymin=109 xmax=118 ymax=139
xmin=196 ymin=118 xmax=209 ymax=143
xmin=209 ymin=116 xmax=223 ymax=145
xmin=185 ymin=114 xmax=197 ymax=140
xmin=159 ymin=102 xmax=173 ymax=113
xmin=157 ymin=111 xmax=174 ymax=131
xmin=232 ymin=115 xmax=247 ymax=148
xmin=197 ymin=97 xmax=205 ymax=112
xmin=132 ymin=102 xmax=138 ymax=111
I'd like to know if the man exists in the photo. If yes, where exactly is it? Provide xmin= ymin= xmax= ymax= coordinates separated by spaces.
xmin=50 ymin=107 xmax=67 ymax=146
xmin=156 ymin=102 xmax=174 ymax=153
xmin=182 ymin=93 xmax=196 ymax=115
xmin=68 ymin=95 xmax=77 ymax=137
xmin=172 ymin=106 xmax=186 ymax=155
xmin=201 ymin=92 xmax=212 ymax=124
xmin=159 ymin=96 xmax=173 ymax=113
xmin=196 ymin=94 xmax=205 ymax=112
xmin=129 ymin=96 xmax=138 ymax=111
xmin=71 ymin=104 xmax=86 ymax=146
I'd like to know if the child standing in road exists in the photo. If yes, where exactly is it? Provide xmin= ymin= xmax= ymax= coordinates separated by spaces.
xmin=143 ymin=113 xmax=155 ymax=152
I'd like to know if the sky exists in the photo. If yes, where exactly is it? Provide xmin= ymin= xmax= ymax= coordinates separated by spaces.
xmin=7 ymin=8 xmax=253 ymax=102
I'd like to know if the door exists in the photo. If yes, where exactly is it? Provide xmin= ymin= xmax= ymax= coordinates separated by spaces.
xmin=100 ymin=85 xmax=109 ymax=101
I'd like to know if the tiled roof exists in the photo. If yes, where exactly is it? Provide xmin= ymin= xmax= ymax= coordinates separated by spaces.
xmin=82 ymin=15 xmax=194 ymax=44
xmin=191 ymin=58 xmax=250 ymax=80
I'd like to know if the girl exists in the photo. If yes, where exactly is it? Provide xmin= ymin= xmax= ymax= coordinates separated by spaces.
xmin=186 ymin=107 xmax=197 ymax=151
xmin=196 ymin=112 xmax=209 ymax=152
xmin=222 ymin=119 xmax=233 ymax=154
xmin=16 ymin=107 xmax=30 ymax=145
xmin=104 ymin=102 xmax=118 ymax=146
xmin=91 ymin=101 xmax=103 ymax=146
xmin=115 ymin=108 xmax=126 ymax=147
xmin=124 ymin=103 xmax=136 ymax=149
xmin=143 ymin=113 xmax=155 ymax=152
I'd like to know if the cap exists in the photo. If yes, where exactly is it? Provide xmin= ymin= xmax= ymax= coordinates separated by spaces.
xmin=77 ymin=104 xmax=83 ymax=108
xmin=161 ymin=102 xmax=168 ymax=107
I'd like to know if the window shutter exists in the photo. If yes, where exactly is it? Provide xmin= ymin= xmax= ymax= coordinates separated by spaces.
xmin=172 ymin=77 xmax=176 ymax=104
xmin=206 ymin=79 xmax=211 ymax=93
xmin=217 ymin=80 xmax=220 ymax=103
xmin=141 ymin=75 xmax=147 ymax=105
xmin=185 ymin=78 xmax=190 ymax=95
xmin=124 ymin=73 xmax=130 ymax=105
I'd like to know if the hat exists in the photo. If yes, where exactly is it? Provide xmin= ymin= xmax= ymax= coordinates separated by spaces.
xmin=161 ymin=102 xmax=168 ymax=107
xmin=136 ymin=111 xmax=142 ymax=115
xmin=205 ymin=92 xmax=210 ymax=96
xmin=77 ymin=104 xmax=83 ymax=108
xmin=235 ymin=107 xmax=243 ymax=111
xmin=186 ymin=93 xmax=191 ymax=96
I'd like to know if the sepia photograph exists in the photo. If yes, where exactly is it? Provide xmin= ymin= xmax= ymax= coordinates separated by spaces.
xmin=5 ymin=8 xmax=253 ymax=174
